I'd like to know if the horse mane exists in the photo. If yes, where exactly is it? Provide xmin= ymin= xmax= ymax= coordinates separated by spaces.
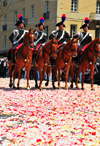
xmin=87 ymin=38 xmax=98 ymax=50
xmin=23 ymin=32 xmax=28 ymax=44
xmin=43 ymin=39 xmax=56 ymax=48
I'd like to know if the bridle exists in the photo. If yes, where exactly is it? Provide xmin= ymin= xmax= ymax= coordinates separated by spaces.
xmin=24 ymin=32 xmax=35 ymax=48
xmin=94 ymin=40 xmax=100 ymax=56
xmin=43 ymin=41 xmax=58 ymax=57
xmin=22 ymin=31 xmax=35 ymax=63
xmin=89 ymin=39 xmax=100 ymax=60
xmin=63 ymin=40 xmax=78 ymax=57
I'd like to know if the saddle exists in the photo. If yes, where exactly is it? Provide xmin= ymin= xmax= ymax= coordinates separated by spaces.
xmin=7 ymin=43 xmax=23 ymax=61
xmin=32 ymin=44 xmax=42 ymax=59
xmin=57 ymin=43 xmax=64 ymax=54
xmin=78 ymin=44 xmax=88 ymax=55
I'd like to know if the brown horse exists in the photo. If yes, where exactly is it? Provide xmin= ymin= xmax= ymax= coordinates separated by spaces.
xmin=70 ymin=38 xmax=100 ymax=90
xmin=8 ymin=29 xmax=36 ymax=89
xmin=51 ymin=38 xmax=79 ymax=89
xmin=33 ymin=38 xmax=58 ymax=90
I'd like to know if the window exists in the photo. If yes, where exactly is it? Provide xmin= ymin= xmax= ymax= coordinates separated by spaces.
xmin=71 ymin=0 xmax=78 ymax=11
xmin=31 ymin=5 xmax=34 ymax=18
xmin=46 ymin=1 xmax=49 ymax=12
xmin=96 ymin=1 xmax=100 ymax=13
xmin=4 ymin=15 xmax=7 ymax=25
xmin=45 ymin=26 xmax=48 ymax=37
xmin=96 ymin=28 xmax=100 ymax=37
xmin=22 ymin=8 xmax=25 ymax=19
xmin=3 ymin=0 xmax=7 ymax=6
xmin=14 ymin=11 xmax=17 ymax=23
xmin=70 ymin=25 xmax=77 ymax=38
xmin=4 ymin=36 xmax=6 ymax=47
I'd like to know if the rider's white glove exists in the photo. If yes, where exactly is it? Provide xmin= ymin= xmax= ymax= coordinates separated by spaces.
xmin=34 ymin=42 xmax=37 ymax=46
xmin=63 ymin=41 xmax=67 ymax=44
xmin=42 ymin=43 xmax=46 ymax=46
xmin=13 ymin=41 xmax=18 ymax=45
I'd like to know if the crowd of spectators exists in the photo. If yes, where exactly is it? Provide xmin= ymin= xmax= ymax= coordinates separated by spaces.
xmin=0 ymin=58 xmax=100 ymax=85
xmin=0 ymin=58 xmax=9 ymax=78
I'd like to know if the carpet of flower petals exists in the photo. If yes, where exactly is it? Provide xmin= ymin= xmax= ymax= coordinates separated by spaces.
xmin=0 ymin=78 xmax=100 ymax=146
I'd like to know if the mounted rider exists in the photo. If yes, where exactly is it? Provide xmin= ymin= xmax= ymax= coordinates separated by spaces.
xmin=9 ymin=14 xmax=28 ymax=64
xmin=73 ymin=17 xmax=92 ymax=64
xmin=31 ymin=16 xmax=48 ymax=65
xmin=49 ymin=14 xmax=70 ymax=47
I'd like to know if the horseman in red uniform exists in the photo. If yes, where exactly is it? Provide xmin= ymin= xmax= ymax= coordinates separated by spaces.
xmin=73 ymin=17 xmax=92 ymax=64
xmin=31 ymin=16 xmax=47 ymax=65
xmin=8 ymin=14 xmax=28 ymax=64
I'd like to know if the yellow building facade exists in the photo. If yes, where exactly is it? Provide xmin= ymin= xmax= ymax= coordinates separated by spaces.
xmin=0 ymin=0 xmax=100 ymax=56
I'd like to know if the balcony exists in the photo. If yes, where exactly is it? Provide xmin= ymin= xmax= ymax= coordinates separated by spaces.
xmin=3 ymin=25 xmax=7 ymax=31
xmin=24 ymin=18 xmax=28 ymax=25
xmin=89 ymin=12 xmax=100 ymax=21
xmin=43 ymin=12 xmax=49 ymax=20
xmin=3 ymin=1 xmax=7 ymax=6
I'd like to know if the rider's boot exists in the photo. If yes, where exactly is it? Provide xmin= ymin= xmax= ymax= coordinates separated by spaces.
xmin=11 ymin=51 xmax=15 ymax=64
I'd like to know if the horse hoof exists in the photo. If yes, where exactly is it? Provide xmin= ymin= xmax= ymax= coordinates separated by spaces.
xmin=27 ymin=87 xmax=30 ymax=90
xmin=91 ymin=88 xmax=95 ymax=91
xmin=9 ymin=84 xmax=12 ymax=88
xmin=13 ymin=86 xmax=16 ymax=89
xmin=35 ymin=84 xmax=38 ymax=88
xmin=45 ymin=82 xmax=48 ymax=86
xmin=53 ymin=86 xmax=56 ymax=89
xmin=81 ymin=88 xmax=84 ymax=90
xmin=70 ymin=84 xmax=73 ymax=88
xmin=76 ymin=86 xmax=79 ymax=89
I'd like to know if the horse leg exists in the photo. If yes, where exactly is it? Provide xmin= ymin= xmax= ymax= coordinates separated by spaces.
xmin=52 ymin=66 xmax=57 ymax=89
xmin=12 ymin=66 xmax=17 ymax=89
xmin=45 ymin=65 xmax=51 ymax=86
xmin=42 ymin=65 xmax=47 ymax=80
xmin=8 ymin=63 xmax=12 ymax=88
xmin=38 ymin=67 xmax=43 ymax=90
xmin=76 ymin=66 xmax=82 ymax=89
xmin=58 ymin=67 xmax=61 ymax=89
xmin=45 ymin=68 xmax=49 ymax=86
xmin=9 ymin=75 xmax=12 ymax=88
xmin=90 ymin=64 xmax=95 ymax=90
xmin=17 ymin=68 xmax=21 ymax=89
xmin=26 ymin=66 xmax=31 ymax=90
xmin=81 ymin=67 xmax=85 ymax=90
xmin=34 ymin=68 xmax=38 ymax=88
xmin=65 ymin=64 xmax=70 ymax=90
xmin=70 ymin=64 xmax=75 ymax=88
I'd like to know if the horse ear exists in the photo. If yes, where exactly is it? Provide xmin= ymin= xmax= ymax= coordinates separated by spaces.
xmin=29 ymin=29 xmax=31 ymax=33
xmin=77 ymin=37 xmax=80 ymax=41
xmin=56 ymin=38 xmax=59 ymax=42
xmin=33 ymin=29 xmax=36 ymax=33
xmin=52 ymin=37 xmax=54 ymax=42
xmin=72 ymin=38 xmax=74 ymax=41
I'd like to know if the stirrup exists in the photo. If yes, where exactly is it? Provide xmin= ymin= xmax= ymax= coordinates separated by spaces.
xmin=11 ymin=60 xmax=15 ymax=65
xmin=31 ymin=61 xmax=34 ymax=66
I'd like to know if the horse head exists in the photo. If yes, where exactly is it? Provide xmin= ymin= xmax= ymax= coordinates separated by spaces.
xmin=66 ymin=38 xmax=79 ymax=58
xmin=23 ymin=29 xmax=36 ymax=48
xmin=50 ymin=38 xmax=59 ymax=59
xmin=94 ymin=38 xmax=100 ymax=58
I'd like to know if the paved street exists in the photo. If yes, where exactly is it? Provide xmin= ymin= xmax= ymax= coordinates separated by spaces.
xmin=0 ymin=78 xmax=100 ymax=146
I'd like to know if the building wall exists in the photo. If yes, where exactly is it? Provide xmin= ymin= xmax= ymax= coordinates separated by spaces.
xmin=57 ymin=0 xmax=97 ymax=39
xmin=0 ymin=0 xmax=99 ymax=54
xmin=0 ymin=0 xmax=57 ymax=53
